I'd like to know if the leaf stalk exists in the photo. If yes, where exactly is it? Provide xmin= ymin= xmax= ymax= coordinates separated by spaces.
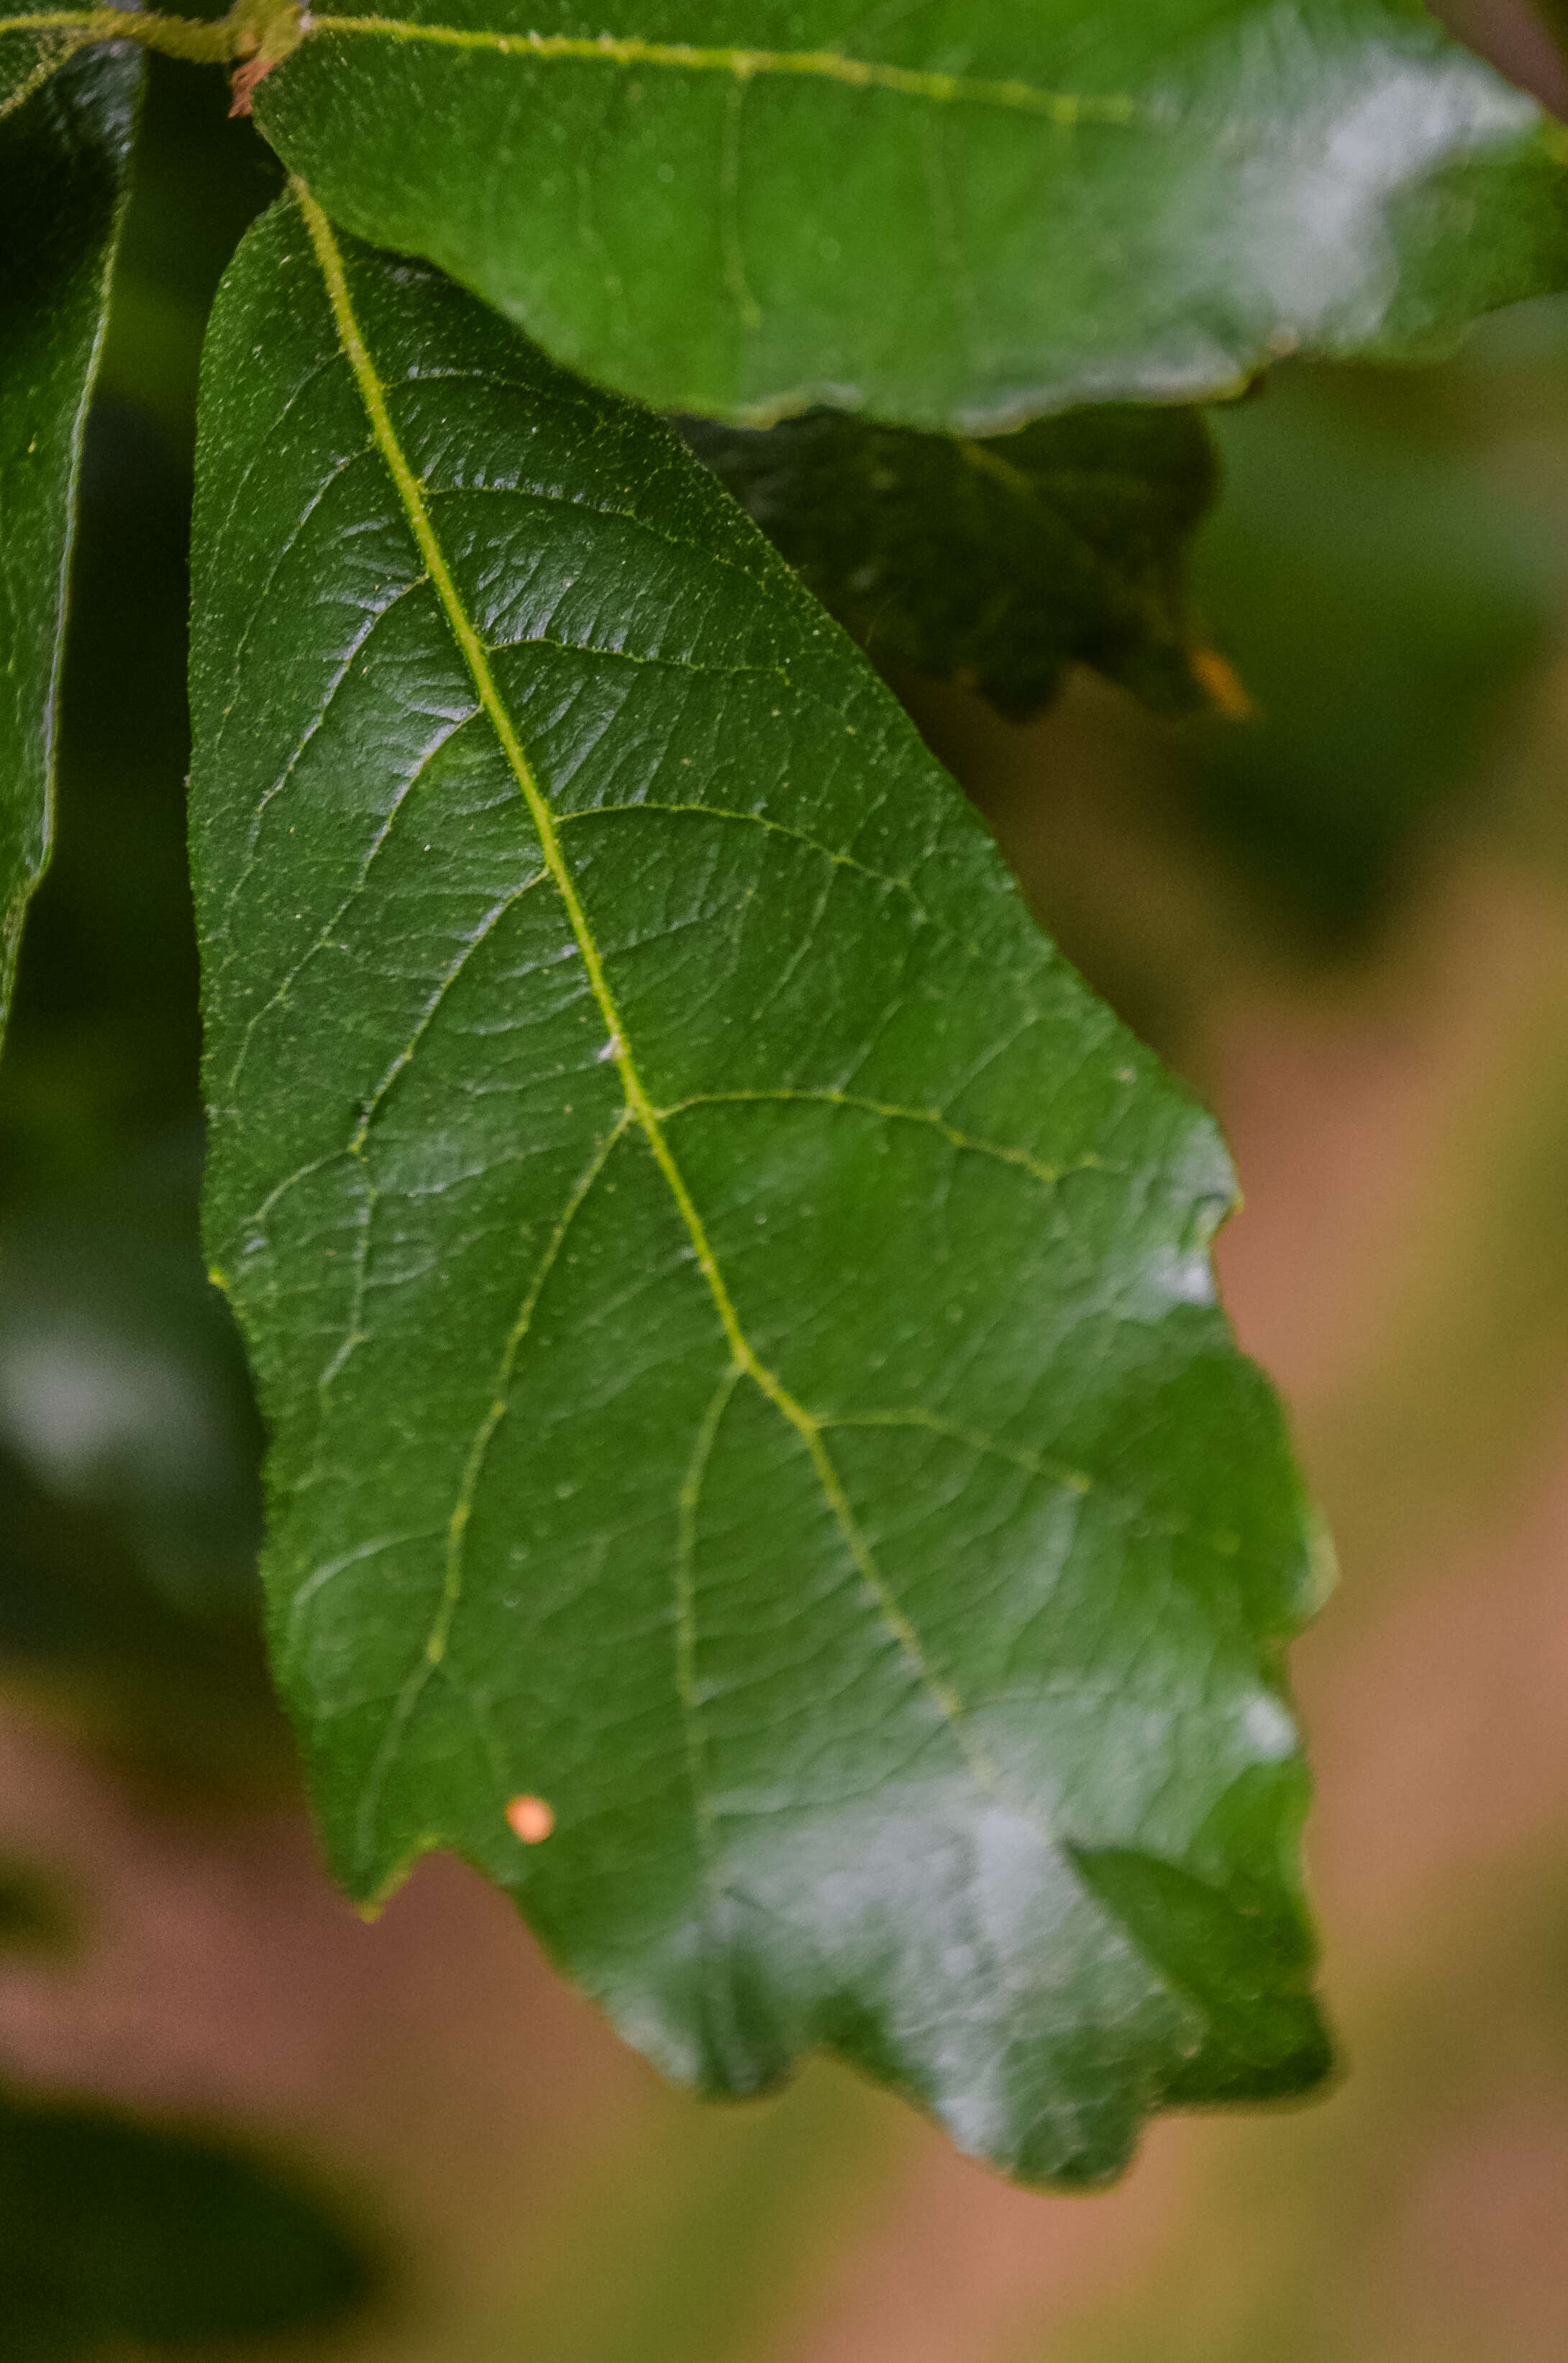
xmin=8 ymin=0 xmax=305 ymax=69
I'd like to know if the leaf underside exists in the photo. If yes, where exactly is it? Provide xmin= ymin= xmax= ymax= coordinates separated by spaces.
xmin=681 ymin=404 xmax=1219 ymax=723
xmin=0 ymin=12 xmax=138 ymax=1039
xmin=252 ymin=0 xmax=1568 ymax=430
xmin=193 ymin=186 xmax=1329 ymax=2185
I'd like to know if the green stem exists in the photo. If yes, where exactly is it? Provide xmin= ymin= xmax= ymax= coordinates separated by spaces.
xmin=2 ymin=0 xmax=303 ymax=67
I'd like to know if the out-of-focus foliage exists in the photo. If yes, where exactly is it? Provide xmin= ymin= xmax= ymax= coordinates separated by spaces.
xmin=1 ymin=52 xmax=280 ymax=1215
xmin=0 ymin=23 xmax=139 ymax=1042
xmin=0 ymin=1862 xmax=70 ymax=1952
xmin=1184 ymin=346 xmax=1567 ymax=933
xmin=0 ymin=1133 xmax=274 ymax=1747
xmin=0 ymin=1137 xmax=263 ymax=1624
xmin=683 ymin=404 xmax=1220 ymax=722
xmin=0 ymin=2091 xmax=370 ymax=2359
xmin=0 ymin=60 xmax=278 ymax=1722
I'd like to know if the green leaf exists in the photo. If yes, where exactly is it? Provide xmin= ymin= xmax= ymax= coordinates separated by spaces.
xmin=0 ymin=2 xmax=92 ymax=114
xmin=682 ymin=404 xmax=1220 ymax=724
xmin=250 ymin=0 xmax=1568 ymax=429
xmin=0 ymin=2090 xmax=369 ymax=2359
xmin=191 ymin=186 xmax=1330 ymax=2187
xmin=0 ymin=12 xmax=138 ymax=1044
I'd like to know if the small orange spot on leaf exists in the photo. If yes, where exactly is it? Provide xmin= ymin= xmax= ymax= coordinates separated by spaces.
xmin=506 ymin=1794 xmax=555 ymax=1845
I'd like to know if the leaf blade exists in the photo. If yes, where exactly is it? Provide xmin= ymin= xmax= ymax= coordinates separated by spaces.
xmin=0 ymin=11 xmax=138 ymax=1041
xmin=0 ymin=7 xmax=93 ymax=117
xmin=252 ymin=0 xmax=1568 ymax=428
xmin=192 ymin=188 xmax=1330 ymax=2185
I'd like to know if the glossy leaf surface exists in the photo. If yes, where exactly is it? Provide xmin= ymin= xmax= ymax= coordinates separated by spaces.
xmin=0 ymin=12 xmax=137 ymax=1040
xmin=683 ymin=404 xmax=1218 ymax=722
xmin=252 ymin=0 xmax=1568 ymax=429
xmin=191 ymin=189 xmax=1329 ymax=2185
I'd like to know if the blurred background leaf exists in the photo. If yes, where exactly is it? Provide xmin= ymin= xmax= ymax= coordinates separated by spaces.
xmin=1184 ymin=350 xmax=1568 ymax=939
xmin=0 ymin=2092 xmax=371 ymax=2360
xmin=683 ymin=404 xmax=1222 ymax=724
xmin=0 ymin=1133 xmax=263 ymax=1624
xmin=0 ymin=1863 xmax=71 ymax=1954
xmin=0 ymin=56 xmax=279 ymax=1749
xmin=0 ymin=29 xmax=140 ymax=1042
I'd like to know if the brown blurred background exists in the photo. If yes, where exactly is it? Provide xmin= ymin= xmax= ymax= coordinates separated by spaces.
xmin=6 ymin=6 xmax=1568 ymax=2359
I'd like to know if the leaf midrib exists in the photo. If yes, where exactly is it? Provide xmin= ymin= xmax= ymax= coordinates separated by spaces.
xmin=290 ymin=178 xmax=998 ymax=1806
xmin=0 ymin=6 xmax=1139 ymax=122
xmin=300 ymin=15 xmax=1139 ymax=128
